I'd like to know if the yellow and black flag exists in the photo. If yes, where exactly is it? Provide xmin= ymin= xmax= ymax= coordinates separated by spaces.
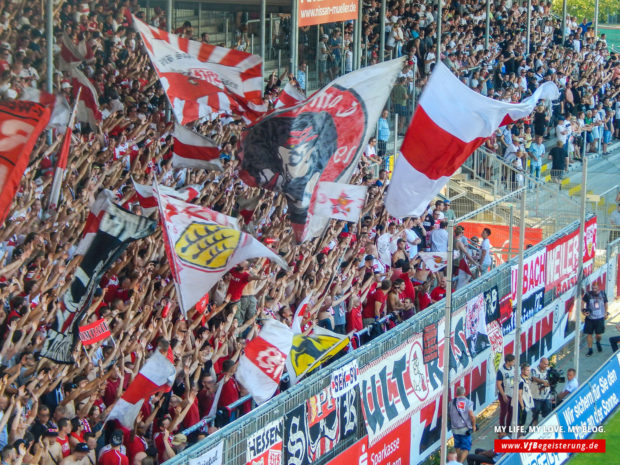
xmin=286 ymin=327 xmax=350 ymax=384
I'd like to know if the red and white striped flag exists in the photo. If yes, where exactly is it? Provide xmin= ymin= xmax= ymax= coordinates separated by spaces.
xmin=274 ymin=82 xmax=305 ymax=109
xmin=236 ymin=319 xmax=293 ymax=404
xmin=48 ymin=89 xmax=81 ymax=210
xmin=131 ymin=178 xmax=201 ymax=215
xmin=69 ymin=66 xmax=102 ymax=129
xmin=292 ymin=294 xmax=314 ymax=335
xmin=385 ymin=62 xmax=559 ymax=218
xmin=107 ymin=350 xmax=176 ymax=428
xmin=133 ymin=17 xmax=267 ymax=124
xmin=172 ymin=124 xmax=221 ymax=170
xmin=75 ymin=189 xmax=115 ymax=255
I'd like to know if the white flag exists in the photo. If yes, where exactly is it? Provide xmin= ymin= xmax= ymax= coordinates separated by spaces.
xmin=131 ymin=178 xmax=201 ymax=215
xmin=172 ymin=124 xmax=222 ymax=171
xmin=313 ymin=182 xmax=367 ymax=222
xmin=155 ymin=187 xmax=288 ymax=315
xmin=417 ymin=252 xmax=448 ymax=272
xmin=236 ymin=319 xmax=293 ymax=404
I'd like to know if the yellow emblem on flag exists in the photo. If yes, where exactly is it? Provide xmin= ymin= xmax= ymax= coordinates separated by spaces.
xmin=290 ymin=333 xmax=349 ymax=377
xmin=174 ymin=222 xmax=240 ymax=270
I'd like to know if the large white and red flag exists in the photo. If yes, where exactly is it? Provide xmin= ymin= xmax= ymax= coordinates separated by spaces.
xmin=239 ymin=58 xmax=404 ymax=242
xmin=133 ymin=17 xmax=266 ymax=124
xmin=236 ymin=319 xmax=293 ymax=404
xmin=172 ymin=124 xmax=222 ymax=170
xmin=75 ymin=189 xmax=115 ymax=255
xmin=48 ymin=89 xmax=81 ymax=210
xmin=155 ymin=187 xmax=288 ymax=315
xmin=107 ymin=350 xmax=176 ymax=427
xmin=20 ymin=88 xmax=71 ymax=130
xmin=313 ymin=181 xmax=367 ymax=222
xmin=69 ymin=66 xmax=102 ymax=128
xmin=274 ymin=82 xmax=306 ymax=109
xmin=131 ymin=178 xmax=201 ymax=215
xmin=385 ymin=61 xmax=559 ymax=217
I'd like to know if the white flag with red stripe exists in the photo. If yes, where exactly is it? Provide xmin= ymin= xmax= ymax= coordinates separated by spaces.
xmin=131 ymin=178 xmax=201 ymax=215
xmin=292 ymin=294 xmax=315 ymax=335
xmin=69 ymin=66 xmax=102 ymax=128
xmin=133 ymin=17 xmax=266 ymax=124
xmin=385 ymin=62 xmax=559 ymax=218
xmin=48 ymin=89 xmax=81 ymax=210
xmin=274 ymin=82 xmax=305 ymax=109
xmin=20 ymin=88 xmax=71 ymax=130
xmin=172 ymin=124 xmax=222 ymax=170
xmin=75 ymin=189 xmax=115 ymax=255
xmin=107 ymin=350 xmax=176 ymax=428
xmin=59 ymin=33 xmax=94 ymax=70
xmin=417 ymin=252 xmax=448 ymax=273
xmin=313 ymin=181 xmax=367 ymax=222
xmin=236 ymin=319 xmax=293 ymax=404
xmin=155 ymin=187 xmax=288 ymax=316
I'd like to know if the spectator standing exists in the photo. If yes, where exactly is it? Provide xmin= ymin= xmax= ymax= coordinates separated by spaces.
xmin=377 ymin=109 xmax=390 ymax=157
xmin=528 ymin=135 xmax=545 ymax=185
xmin=529 ymin=358 xmax=551 ymax=426
xmin=516 ymin=363 xmax=534 ymax=428
xmin=496 ymin=354 xmax=516 ymax=429
xmin=549 ymin=140 xmax=569 ymax=180
xmin=479 ymin=228 xmax=492 ymax=274
xmin=448 ymin=386 xmax=476 ymax=465
xmin=582 ymin=282 xmax=608 ymax=357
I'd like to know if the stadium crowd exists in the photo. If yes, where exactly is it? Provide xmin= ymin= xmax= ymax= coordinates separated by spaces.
xmin=0 ymin=0 xmax=617 ymax=464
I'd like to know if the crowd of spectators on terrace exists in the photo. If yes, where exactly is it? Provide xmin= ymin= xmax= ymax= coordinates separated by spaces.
xmin=0 ymin=0 xmax=616 ymax=464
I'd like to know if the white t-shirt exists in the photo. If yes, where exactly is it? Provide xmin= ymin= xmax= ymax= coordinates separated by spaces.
xmin=564 ymin=378 xmax=578 ymax=394
xmin=481 ymin=238 xmax=492 ymax=266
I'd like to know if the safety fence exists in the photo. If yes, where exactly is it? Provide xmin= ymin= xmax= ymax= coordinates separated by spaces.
xmin=165 ymin=210 xmax=613 ymax=465
xmin=496 ymin=349 xmax=620 ymax=465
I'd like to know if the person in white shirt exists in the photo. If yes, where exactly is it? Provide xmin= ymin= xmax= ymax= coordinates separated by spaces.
xmin=479 ymin=228 xmax=492 ymax=273
xmin=557 ymin=368 xmax=578 ymax=402
xmin=376 ymin=223 xmax=397 ymax=268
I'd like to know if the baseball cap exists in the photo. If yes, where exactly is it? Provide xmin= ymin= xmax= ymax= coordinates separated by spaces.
xmin=110 ymin=430 xmax=123 ymax=447
xmin=75 ymin=443 xmax=89 ymax=453
xmin=364 ymin=254 xmax=374 ymax=261
xmin=44 ymin=428 xmax=59 ymax=437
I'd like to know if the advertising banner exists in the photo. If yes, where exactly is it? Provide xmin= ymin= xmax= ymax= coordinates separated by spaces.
xmin=298 ymin=0 xmax=358 ymax=27
xmin=511 ymin=248 xmax=546 ymax=302
xmin=246 ymin=419 xmax=282 ymax=465
xmin=545 ymin=217 xmax=597 ymax=297
xmin=330 ymin=360 xmax=359 ymax=398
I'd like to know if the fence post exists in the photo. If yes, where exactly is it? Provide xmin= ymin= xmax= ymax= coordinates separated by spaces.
xmin=393 ymin=113 xmax=398 ymax=158
xmin=439 ymin=221 xmax=455 ymax=465
xmin=508 ymin=205 xmax=514 ymax=260
xmin=511 ymin=189 xmax=527 ymax=438
xmin=573 ymin=157 xmax=588 ymax=380
xmin=225 ymin=18 xmax=229 ymax=48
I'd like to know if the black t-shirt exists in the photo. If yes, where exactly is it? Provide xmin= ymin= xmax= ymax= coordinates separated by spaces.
xmin=550 ymin=146 xmax=568 ymax=170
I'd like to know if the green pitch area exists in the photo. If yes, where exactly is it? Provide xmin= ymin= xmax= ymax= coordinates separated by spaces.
xmin=569 ymin=406 xmax=620 ymax=464
xmin=600 ymin=26 xmax=620 ymax=50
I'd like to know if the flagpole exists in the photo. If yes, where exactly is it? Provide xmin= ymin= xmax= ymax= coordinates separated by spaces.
xmin=573 ymin=157 xmax=588 ymax=380
xmin=439 ymin=221 xmax=454 ymax=465
xmin=47 ymin=87 xmax=81 ymax=212
xmin=379 ymin=0 xmax=386 ymax=62
xmin=290 ymin=0 xmax=298 ymax=74
xmin=46 ymin=0 xmax=53 ymax=145
xmin=260 ymin=0 xmax=266 ymax=81
xmin=511 ymin=189 xmax=527 ymax=438
xmin=165 ymin=0 xmax=173 ymax=122
xmin=436 ymin=0 xmax=442 ymax=64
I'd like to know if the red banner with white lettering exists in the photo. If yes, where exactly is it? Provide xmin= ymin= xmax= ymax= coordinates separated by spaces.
xmin=78 ymin=318 xmax=111 ymax=345
xmin=0 ymin=100 xmax=50 ymax=224
xmin=545 ymin=217 xmax=597 ymax=297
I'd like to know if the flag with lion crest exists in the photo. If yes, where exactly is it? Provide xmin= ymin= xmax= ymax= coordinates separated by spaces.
xmin=155 ymin=185 xmax=288 ymax=315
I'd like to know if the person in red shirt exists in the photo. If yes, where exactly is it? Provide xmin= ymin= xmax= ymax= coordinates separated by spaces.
xmin=431 ymin=275 xmax=447 ymax=303
xmin=393 ymin=261 xmax=416 ymax=301
xmin=362 ymin=279 xmax=391 ymax=327
xmin=226 ymin=262 xmax=259 ymax=305
xmin=56 ymin=418 xmax=72 ymax=457
xmin=416 ymin=280 xmax=432 ymax=311
xmin=99 ymin=430 xmax=129 ymax=465
xmin=121 ymin=421 xmax=149 ymax=464
xmin=218 ymin=360 xmax=240 ymax=410
xmin=182 ymin=384 xmax=201 ymax=430
xmin=103 ymin=366 xmax=122 ymax=407
xmin=197 ymin=375 xmax=217 ymax=418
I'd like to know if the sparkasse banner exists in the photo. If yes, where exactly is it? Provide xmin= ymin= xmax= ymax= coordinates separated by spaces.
xmin=298 ymin=0 xmax=358 ymax=27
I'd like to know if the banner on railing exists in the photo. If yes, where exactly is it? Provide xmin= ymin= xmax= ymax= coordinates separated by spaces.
xmin=246 ymin=419 xmax=282 ymax=465
xmin=298 ymin=0 xmax=358 ymax=27
xmin=546 ymin=217 xmax=597 ymax=297
xmin=189 ymin=441 xmax=223 ymax=465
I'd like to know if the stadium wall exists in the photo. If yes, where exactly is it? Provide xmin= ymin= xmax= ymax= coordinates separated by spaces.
xmin=166 ymin=216 xmax=620 ymax=465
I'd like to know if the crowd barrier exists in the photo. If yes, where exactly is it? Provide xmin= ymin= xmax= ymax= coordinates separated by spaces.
xmin=497 ymin=350 xmax=620 ymax=465
xmin=166 ymin=215 xmax=614 ymax=465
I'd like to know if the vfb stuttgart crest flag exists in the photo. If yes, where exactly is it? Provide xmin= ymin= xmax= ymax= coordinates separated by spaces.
xmin=155 ymin=186 xmax=288 ymax=315
xmin=239 ymin=58 xmax=404 ymax=242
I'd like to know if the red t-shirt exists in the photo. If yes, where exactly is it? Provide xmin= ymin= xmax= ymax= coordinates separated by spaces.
xmin=120 ymin=426 xmax=147 ymax=464
xmin=197 ymin=389 xmax=215 ymax=418
xmin=183 ymin=397 xmax=201 ymax=429
xmin=362 ymin=289 xmax=387 ymax=319
xmin=430 ymin=286 xmax=446 ymax=302
xmin=347 ymin=304 xmax=363 ymax=332
xmin=153 ymin=432 xmax=171 ymax=463
xmin=418 ymin=292 xmax=432 ymax=311
xmin=100 ymin=448 xmax=130 ymax=465
xmin=56 ymin=435 xmax=71 ymax=457
xmin=226 ymin=269 xmax=250 ymax=302
xmin=218 ymin=377 xmax=239 ymax=408
xmin=395 ymin=271 xmax=416 ymax=301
